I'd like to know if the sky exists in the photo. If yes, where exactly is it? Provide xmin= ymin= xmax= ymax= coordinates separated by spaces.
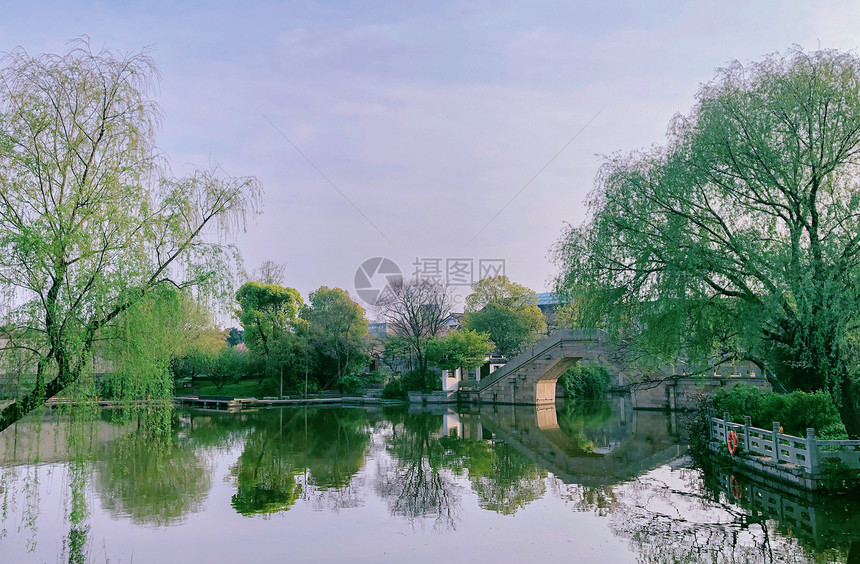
xmin=1 ymin=0 xmax=859 ymax=315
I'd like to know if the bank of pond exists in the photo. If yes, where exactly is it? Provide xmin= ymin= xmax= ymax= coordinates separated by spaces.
xmin=0 ymin=399 xmax=858 ymax=563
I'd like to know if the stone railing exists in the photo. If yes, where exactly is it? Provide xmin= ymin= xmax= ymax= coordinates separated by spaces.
xmin=710 ymin=413 xmax=860 ymax=473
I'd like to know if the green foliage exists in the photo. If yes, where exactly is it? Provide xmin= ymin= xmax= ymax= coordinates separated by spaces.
xmin=102 ymin=288 xmax=217 ymax=401
xmin=266 ymin=330 xmax=311 ymax=389
xmin=425 ymin=330 xmax=493 ymax=372
xmin=553 ymin=400 xmax=615 ymax=453
xmin=819 ymin=458 xmax=860 ymax=493
xmin=302 ymin=286 xmax=369 ymax=387
xmin=235 ymin=282 xmax=303 ymax=357
xmin=230 ymin=408 xmax=371 ymax=515
xmin=171 ymin=349 xmax=215 ymax=383
xmin=713 ymin=384 xmax=847 ymax=439
xmin=681 ymin=391 xmax=716 ymax=462
xmin=381 ymin=335 xmax=415 ymax=374
xmin=456 ymin=440 xmax=546 ymax=515
xmin=381 ymin=378 xmax=408 ymax=400
xmin=337 ymin=374 xmax=365 ymax=395
xmin=231 ymin=432 xmax=302 ymax=516
xmin=463 ymin=276 xmax=546 ymax=357
xmin=553 ymin=47 xmax=860 ymax=436
xmin=97 ymin=406 xmax=211 ymax=526
xmin=558 ymin=363 xmax=612 ymax=400
xmin=211 ymin=347 xmax=251 ymax=391
xmin=381 ymin=370 xmax=439 ymax=399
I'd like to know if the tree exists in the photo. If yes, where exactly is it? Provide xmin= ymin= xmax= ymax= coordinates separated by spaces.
xmin=211 ymin=347 xmax=250 ymax=390
xmin=235 ymin=282 xmax=302 ymax=358
xmin=251 ymin=260 xmax=287 ymax=286
xmin=380 ymin=334 xmax=415 ymax=374
xmin=102 ymin=287 xmax=221 ymax=400
xmin=302 ymin=286 xmax=368 ymax=387
xmin=268 ymin=328 xmax=312 ymax=395
xmin=375 ymin=279 xmax=454 ymax=381
xmin=426 ymin=329 xmax=493 ymax=374
xmin=463 ymin=276 xmax=546 ymax=358
xmin=0 ymin=43 xmax=260 ymax=433
xmin=554 ymin=48 xmax=860 ymax=436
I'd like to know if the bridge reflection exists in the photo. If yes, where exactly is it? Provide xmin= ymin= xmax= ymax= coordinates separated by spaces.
xmin=431 ymin=395 xmax=683 ymax=488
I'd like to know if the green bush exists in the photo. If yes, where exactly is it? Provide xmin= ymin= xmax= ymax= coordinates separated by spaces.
xmin=380 ymin=369 xmax=439 ymax=400
xmin=381 ymin=378 xmax=407 ymax=400
xmin=559 ymin=363 xmax=612 ymax=399
xmin=286 ymin=379 xmax=319 ymax=396
xmin=337 ymin=374 xmax=365 ymax=395
xmin=712 ymin=384 xmax=846 ymax=439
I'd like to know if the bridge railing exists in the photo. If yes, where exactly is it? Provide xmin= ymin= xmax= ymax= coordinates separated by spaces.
xmin=710 ymin=414 xmax=860 ymax=474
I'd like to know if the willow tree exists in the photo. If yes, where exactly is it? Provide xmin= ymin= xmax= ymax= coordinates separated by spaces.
xmin=554 ymin=48 xmax=860 ymax=436
xmin=0 ymin=42 xmax=260 ymax=433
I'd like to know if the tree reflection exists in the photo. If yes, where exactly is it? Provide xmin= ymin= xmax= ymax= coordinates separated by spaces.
xmin=96 ymin=406 xmax=212 ymax=526
xmin=604 ymin=466 xmax=852 ymax=563
xmin=299 ymin=409 xmax=372 ymax=490
xmin=554 ymin=400 xmax=616 ymax=453
xmin=376 ymin=411 xmax=462 ymax=530
xmin=61 ymin=525 xmax=90 ymax=564
xmin=230 ymin=407 xmax=372 ymax=516
xmin=439 ymin=436 xmax=546 ymax=515
xmin=231 ymin=429 xmax=303 ymax=516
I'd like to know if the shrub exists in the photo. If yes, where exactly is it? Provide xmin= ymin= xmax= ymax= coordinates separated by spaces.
xmin=380 ymin=369 xmax=439 ymax=400
xmin=337 ymin=374 xmax=365 ymax=395
xmin=559 ymin=363 xmax=612 ymax=399
xmin=712 ymin=384 xmax=846 ymax=439
xmin=286 ymin=379 xmax=319 ymax=396
xmin=381 ymin=378 xmax=407 ymax=400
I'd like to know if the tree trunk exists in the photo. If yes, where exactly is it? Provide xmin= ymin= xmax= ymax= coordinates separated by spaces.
xmin=0 ymin=364 xmax=78 ymax=434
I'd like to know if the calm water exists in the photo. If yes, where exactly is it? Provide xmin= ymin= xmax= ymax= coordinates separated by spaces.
xmin=0 ymin=398 xmax=857 ymax=563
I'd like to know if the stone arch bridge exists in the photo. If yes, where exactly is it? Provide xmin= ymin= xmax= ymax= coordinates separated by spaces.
xmin=459 ymin=329 xmax=636 ymax=406
xmin=457 ymin=329 xmax=769 ymax=408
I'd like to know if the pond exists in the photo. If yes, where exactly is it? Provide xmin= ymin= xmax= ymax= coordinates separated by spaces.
xmin=0 ymin=398 xmax=857 ymax=563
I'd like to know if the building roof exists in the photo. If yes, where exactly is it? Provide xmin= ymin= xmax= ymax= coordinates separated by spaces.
xmin=536 ymin=292 xmax=561 ymax=307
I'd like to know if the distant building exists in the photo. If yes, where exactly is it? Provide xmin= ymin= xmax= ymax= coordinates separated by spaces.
xmin=368 ymin=322 xmax=388 ymax=337
xmin=442 ymin=313 xmax=463 ymax=332
xmin=536 ymin=292 xmax=562 ymax=324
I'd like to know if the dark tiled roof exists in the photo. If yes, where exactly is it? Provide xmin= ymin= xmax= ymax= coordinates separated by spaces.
xmin=536 ymin=292 xmax=560 ymax=307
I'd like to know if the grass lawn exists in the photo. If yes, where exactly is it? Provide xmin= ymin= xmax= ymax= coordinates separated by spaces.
xmin=180 ymin=379 xmax=267 ymax=398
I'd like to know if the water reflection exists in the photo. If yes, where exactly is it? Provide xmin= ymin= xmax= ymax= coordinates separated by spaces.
xmin=230 ymin=409 xmax=371 ymax=516
xmin=96 ymin=408 xmax=211 ymax=526
xmin=699 ymin=460 xmax=860 ymax=558
xmin=376 ymin=410 xmax=463 ymax=529
xmin=0 ymin=398 xmax=857 ymax=563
